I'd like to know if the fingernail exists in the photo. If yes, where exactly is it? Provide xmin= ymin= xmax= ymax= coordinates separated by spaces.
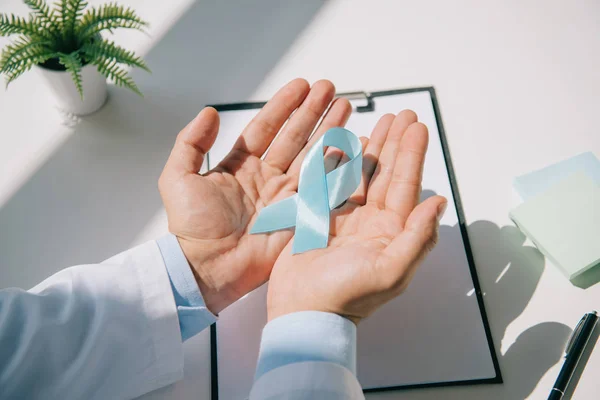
xmin=437 ymin=201 xmax=448 ymax=222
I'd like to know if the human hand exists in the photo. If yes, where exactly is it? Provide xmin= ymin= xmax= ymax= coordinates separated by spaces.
xmin=159 ymin=79 xmax=352 ymax=314
xmin=267 ymin=111 xmax=448 ymax=324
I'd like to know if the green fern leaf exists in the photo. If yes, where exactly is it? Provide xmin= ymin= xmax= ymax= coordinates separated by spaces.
xmin=23 ymin=0 xmax=61 ymax=37
xmin=4 ymin=67 xmax=25 ymax=86
xmin=0 ymin=37 xmax=49 ymax=72
xmin=59 ymin=0 xmax=88 ymax=44
xmin=77 ymin=4 xmax=147 ymax=42
xmin=2 ymin=51 xmax=54 ymax=85
xmin=81 ymin=39 xmax=149 ymax=72
xmin=1 ymin=1 xmax=148 ymax=96
xmin=0 ymin=14 xmax=48 ymax=39
xmin=0 ymin=37 xmax=55 ymax=84
xmin=58 ymin=52 xmax=84 ymax=98
xmin=92 ymin=56 xmax=141 ymax=96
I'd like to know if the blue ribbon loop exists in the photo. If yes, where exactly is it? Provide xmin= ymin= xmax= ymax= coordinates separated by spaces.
xmin=250 ymin=127 xmax=363 ymax=254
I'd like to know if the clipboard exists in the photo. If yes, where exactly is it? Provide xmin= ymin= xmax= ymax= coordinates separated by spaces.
xmin=207 ymin=87 xmax=502 ymax=400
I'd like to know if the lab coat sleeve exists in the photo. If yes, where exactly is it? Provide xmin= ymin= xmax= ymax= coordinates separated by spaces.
xmin=0 ymin=240 xmax=184 ymax=400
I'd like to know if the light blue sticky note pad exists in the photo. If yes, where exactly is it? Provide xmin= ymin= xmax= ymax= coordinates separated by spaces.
xmin=514 ymin=152 xmax=600 ymax=200
xmin=510 ymin=171 xmax=600 ymax=281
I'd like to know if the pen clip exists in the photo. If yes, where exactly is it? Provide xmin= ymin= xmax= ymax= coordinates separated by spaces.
xmin=565 ymin=315 xmax=587 ymax=356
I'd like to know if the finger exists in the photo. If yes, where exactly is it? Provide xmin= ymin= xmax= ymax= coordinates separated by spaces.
xmin=323 ymin=135 xmax=358 ymax=188
xmin=348 ymin=114 xmax=394 ymax=204
xmin=342 ymin=136 xmax=368 ymax=170
xmin=324 ymin=146 xmax=344 ymax=173
xmin=359 ymin=136 xmax=369 ymax=157
xmin=163 ymin=107 xmax=220 ymax=176
xmin=333 ymin=149 xmax=352 ymax=171
xmin=385 ymin=122 xmax=429 ymax=224
xmin=342 ymin=137 xmax=367 ymax=204
xmin=322 ymin=139 xmax=360 ymax=213
xmin=287 ymin=97 xmax=352 ymax=178
xmin=334 ymin=138 xmax=356 ymax=168
xmin=230 ymin=78 xmax=310 ymax=157
xmin=366 ymin=110 xmax=417 ymax=208
xmin=378 ymin=195 xmax=447 ymax=292
xmin=265 ymin=80 xmax=336 ymax=171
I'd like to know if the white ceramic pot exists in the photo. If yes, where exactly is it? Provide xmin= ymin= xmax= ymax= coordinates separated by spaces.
xmin=36 ymin=63 xmax=108 ymax=116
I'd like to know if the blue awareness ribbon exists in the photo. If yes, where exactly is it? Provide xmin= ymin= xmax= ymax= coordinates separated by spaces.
xmin=250 ymin=127 xmax=363 ymax=254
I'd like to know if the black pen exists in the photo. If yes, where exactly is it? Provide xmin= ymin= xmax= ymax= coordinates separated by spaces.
xmin=548 ymin=311 xmax=598 ymax=400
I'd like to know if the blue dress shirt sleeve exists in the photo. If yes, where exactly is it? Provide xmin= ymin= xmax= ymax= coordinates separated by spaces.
xmin=254 ymin=311 xmax=357 ymax=380
xmin=156 ymin=234 xmax=217 ymax=341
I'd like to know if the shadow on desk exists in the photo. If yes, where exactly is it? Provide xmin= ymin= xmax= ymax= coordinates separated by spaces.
xmin=368 ymin=219 xmax=572 ymax=400
xmin=468 ymin=221 xmax=572 ymax=399
xmin=0 ymin=0 xmax=325 ymax=288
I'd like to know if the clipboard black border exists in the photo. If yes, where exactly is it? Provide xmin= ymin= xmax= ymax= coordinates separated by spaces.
xmin=208 ymin=87 xmax=502 ymax=399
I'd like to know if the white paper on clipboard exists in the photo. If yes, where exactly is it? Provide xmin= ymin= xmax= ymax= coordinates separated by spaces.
xmin=209 ymin=89 xmax=500 ymax=400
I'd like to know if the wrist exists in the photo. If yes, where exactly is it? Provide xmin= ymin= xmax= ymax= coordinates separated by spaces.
xmin=177 ymin=236 xmax=237 ymax=315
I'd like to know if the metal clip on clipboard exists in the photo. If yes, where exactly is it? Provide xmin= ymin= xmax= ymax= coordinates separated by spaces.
xmin=338 ymin=91 xmax=375 ymax=113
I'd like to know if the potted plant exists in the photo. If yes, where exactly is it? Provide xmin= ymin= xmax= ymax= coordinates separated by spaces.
xmin=0 ymin=0 xmax=150 ymax=115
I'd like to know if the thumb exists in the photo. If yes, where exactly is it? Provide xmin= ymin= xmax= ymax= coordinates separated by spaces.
xmin=164 ymin=107 xmax=220 ymax=175
xmin=380 ymin=195 xmax=447 ymax=287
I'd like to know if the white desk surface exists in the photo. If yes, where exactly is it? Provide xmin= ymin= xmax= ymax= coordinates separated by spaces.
xmin=1 ymin=1 xmax=598 ymax=399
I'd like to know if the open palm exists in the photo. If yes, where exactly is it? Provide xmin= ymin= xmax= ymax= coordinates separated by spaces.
xmin=159 ymin=79 xmax=352 ymax=313
xmin=268 ymin=111 xmax=447 ymax=323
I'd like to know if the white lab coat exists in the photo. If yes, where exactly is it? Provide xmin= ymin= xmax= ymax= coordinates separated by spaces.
xmin=0 ymin=241 xmax=364 ymax=400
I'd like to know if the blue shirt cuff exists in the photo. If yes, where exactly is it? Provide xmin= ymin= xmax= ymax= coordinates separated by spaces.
xmin=156 ymin=234 xmax=217 ymax=341
xmin=254 ymin=311 xmax=357 ymax=380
